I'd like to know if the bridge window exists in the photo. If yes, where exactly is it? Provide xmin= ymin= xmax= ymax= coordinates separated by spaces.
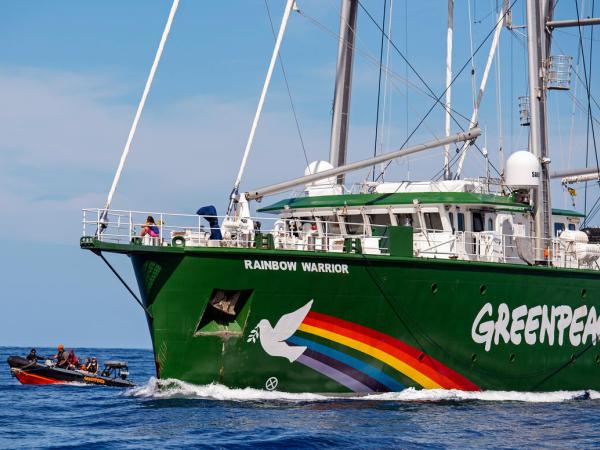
xmin=396 ymin=213 xmax=420 ymax=230
xmin=568 ymin=223 xmax=576 ymax=231
xmin=343 ymin=215 xmax=364 ymax=235
xmin=423 ymin=213 xmax=443 ymax=231
xmin=322 ymin=216 xmax=341 ymax=236
xmin=367 ymin=213 xmax=391 ymax=226
xmin=473 ymin=213 xmax=484 ymax=232
xmin=457 ymin=213 xmax=465 ymax=232
xmin=554 ymin=222 xmax=565 ymax=237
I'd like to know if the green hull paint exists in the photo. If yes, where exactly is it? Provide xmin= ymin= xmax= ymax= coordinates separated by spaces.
xmin=87 ymin=241 xmax=600 ymax=393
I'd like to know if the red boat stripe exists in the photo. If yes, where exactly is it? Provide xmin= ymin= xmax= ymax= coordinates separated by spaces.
xmin=13 ymin=370 xmax=65 ymax=385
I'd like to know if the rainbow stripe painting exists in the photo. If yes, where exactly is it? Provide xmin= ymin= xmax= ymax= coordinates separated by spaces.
xmin=289 ymin=311 xmax=479 ymax=393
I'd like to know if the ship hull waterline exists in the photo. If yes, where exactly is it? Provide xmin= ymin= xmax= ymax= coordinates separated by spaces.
xmin=89 ymin=241 xmax=600 ymax=394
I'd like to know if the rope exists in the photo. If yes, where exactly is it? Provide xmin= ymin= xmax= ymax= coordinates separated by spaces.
xmin=297 ymin=9 xmax=471 ymax=124
xmin=532 ymin=332 xmax=600 ymax=390
xmin=575 ymin=0 xmax=600 ymax=221
xmin=358 ymin=1 xmax=470 ymax=131
xmin=102 ymin=0 xmax=179 ymax=216
xmin=263 ymin=0 xmax=309 ymax=169
xmin=372 ymin=0 xmax=388 ymax=181
xmin=380 ymin=0 xmax=394 ymax=176
xmin=95 ymin=251 xmax=153 ymax=318
xmin=359 ymin=254 xmax=449 ymax=362
xmin=467 ymin=0 xmax=478 ymax=111
xmin=375 ymin=0 xmax=517 ymax=181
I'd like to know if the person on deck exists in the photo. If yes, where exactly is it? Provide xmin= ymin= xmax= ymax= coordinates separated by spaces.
xmin=141 ymin=216 xmax=160 ymax=238
xmin=67 ymin=350 xmax=78 ymax=369
xmin=50 ymin=345 xmax=68 ymax=368
xmin=87 ymin=357 xmax=98 ymax=375
xmin=26 ymin=348 xmax=41 ymax=362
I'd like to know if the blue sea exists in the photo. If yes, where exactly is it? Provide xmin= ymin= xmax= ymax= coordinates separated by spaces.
xmin=2 ymin=346 xmax=600 ymax=449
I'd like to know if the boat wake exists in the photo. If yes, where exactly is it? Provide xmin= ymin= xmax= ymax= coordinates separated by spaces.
xmin=125 ymin=377 xmax=328 ymax=401
xmin=125 ymin=378 xmax=600 ymax=403
xmin=358 ymin=388 xmax=600 ymax=403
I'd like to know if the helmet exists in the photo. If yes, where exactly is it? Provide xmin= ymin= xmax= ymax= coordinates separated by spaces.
xmin=58 ymin=344 xmax=64 ymax=350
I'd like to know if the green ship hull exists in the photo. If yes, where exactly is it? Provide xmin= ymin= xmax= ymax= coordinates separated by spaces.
xmin=86 ymin=240 xmax=600 ymax=393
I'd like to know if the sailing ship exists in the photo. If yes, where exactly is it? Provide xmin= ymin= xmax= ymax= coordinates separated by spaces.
xmin=81 ymin=1 xmax=600 ymax=393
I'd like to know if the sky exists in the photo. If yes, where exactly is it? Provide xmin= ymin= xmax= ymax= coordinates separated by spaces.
xmin=1 ymin=0 xmax=599 ymax=349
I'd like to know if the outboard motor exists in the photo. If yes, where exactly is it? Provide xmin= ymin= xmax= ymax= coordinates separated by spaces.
xmin=196 ymin=205 xmax=223 ymax=240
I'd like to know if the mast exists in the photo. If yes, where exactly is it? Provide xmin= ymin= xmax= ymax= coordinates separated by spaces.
xmin=443 ymin=0 xmax=454 ymax=180
xmin=329 ymin=0 xmax=358 ymax=184
xmin=525 ymin=0 xmax=553 ymax=261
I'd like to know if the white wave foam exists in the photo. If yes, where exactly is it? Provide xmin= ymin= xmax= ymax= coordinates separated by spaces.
xmin=125 ymin=378 xmax=600 ymax=403
xmin=357 ymin=387 xmax=600 ymax=403
xmin=125 ymin=377 xmax=328 ymax=402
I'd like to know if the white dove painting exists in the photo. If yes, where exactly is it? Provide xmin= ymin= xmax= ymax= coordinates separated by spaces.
xmin=247 ymin=300 xmax=313 ymax=362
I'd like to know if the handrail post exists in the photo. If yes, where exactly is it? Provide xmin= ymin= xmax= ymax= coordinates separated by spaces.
xmin=198 ymin=215 xmax=201 ymax=242
xmin=160 ymin=213 xmax=164 ymax=245
xmin=129 ymin=211 xmax=133 ymax=243
xmin=97 ymin=209 xmax=101 ymax=242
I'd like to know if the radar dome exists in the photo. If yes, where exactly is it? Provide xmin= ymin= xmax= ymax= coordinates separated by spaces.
xmin=505 ymin=151 xmax=541 ymax=189
xmin=304 ymin=160 xmax=335 ymax=186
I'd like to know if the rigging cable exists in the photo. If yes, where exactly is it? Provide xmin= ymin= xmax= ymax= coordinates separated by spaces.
xmin=404 ymin=0 xmax=409 ymax=181
xmin=567 ymin=1 xmax=585 ymax=177
xmin=467 ymin=0 xmax=478 ymax=111
xmin=263 ymin=0 xmax=310 ymax=169
xmin=297 ymin=9 xmax=471 ymax=124
xmin=358 ymin=1 xmax=470 ymax=133
xmin=369 ymin=1 xmax=517 ymax=180
xmin=575 ymin=0 xmax=600 ymax=225
xmin=299 ymin=1 xmax=512 ymax=182
xmin=380 ymin=0 xmax=394 ymax=179
xmin=372 ymin=0 xmax=388 ymax=181
xmin=94 ymin=251 xmax=153 ymax=318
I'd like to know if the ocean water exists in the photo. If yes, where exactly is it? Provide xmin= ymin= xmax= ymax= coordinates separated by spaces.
xmin=2 ymin=347 xmax=600 ymax=449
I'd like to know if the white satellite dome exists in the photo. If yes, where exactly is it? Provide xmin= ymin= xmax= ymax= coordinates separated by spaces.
xmin=304 ymin=160 xmax=335 ymax=186
xmin=505 ymin=151 xmax=541 ymax=189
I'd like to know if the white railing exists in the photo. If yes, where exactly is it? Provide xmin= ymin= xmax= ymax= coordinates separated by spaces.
xmin=81 ymin=208 xmax=388 ymax=254
xmin=81 ymin=209 xmax=600 ymax=270
xmin=413 ymin=229 xmax=600 ymax=270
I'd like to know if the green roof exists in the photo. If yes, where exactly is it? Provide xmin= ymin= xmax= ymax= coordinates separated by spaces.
xmin=551 ymin=208 xmax=586 ymax=218
xmin=258 ymin=192 xmax=528 ymax=213
xmin=258 ymin=192 xmax=586 ymax=218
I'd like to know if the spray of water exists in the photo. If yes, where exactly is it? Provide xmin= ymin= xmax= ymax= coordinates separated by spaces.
xmin=125 ymin=378 xmax=600 ymax=403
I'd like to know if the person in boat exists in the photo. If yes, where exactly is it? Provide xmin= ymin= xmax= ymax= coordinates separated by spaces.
xmin=141 ymin=215 xmax=160 ymax=238
xmin=50 ymin=344 xmax=69 ymax=368
xmin=87 ymin=357 xmax=98 ymax=374
xmin=79 ymin=357 xmax=91 ymax=371
xmin=26 ymin=348 xmax=41 ymax=362
xmin=67 ymin=349 xmax=78 ymax=369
